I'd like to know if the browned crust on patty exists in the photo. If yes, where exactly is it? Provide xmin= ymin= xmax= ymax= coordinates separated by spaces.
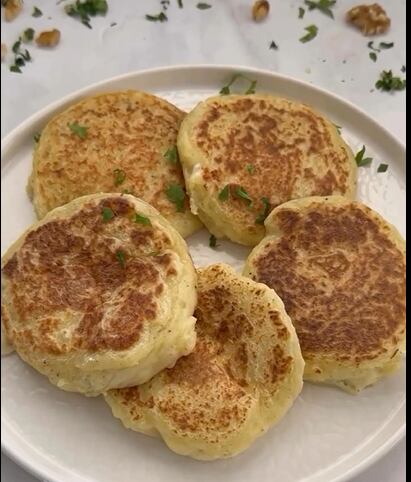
xmin=250 ymin=201 xmax=406 ymax=362
xmin=2 ymin=196 xmax=179 ymax=355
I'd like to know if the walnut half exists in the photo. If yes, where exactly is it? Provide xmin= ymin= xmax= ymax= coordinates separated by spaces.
xmin=3 ymin=0 xmax=23 ymax=22
xmin=36 ymin=29 xmax=61 ymax=48
xmin=346 ymin=3 xmax=390 ymax=36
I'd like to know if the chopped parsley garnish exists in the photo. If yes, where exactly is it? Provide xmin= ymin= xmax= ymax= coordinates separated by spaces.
xmin=10 ymin=39 xmax=31 ymax=73
xmin=246 ymin=164 xmax=255 ymax=174
xmin=334 ymin=124 xmax=342 ymax=134
xmin=102 ymin=206 xmax=115 ymax=222
xmin=299 ymin=25 xmax=318 ymax=43
xmin=375 ymin=70 xmax=406 ymax=92
xmin=197 ymin=2 xmax=211 ymax=9
xmin=115 ymin=249 xmax=126 ymax=268
xmin=113 ymin=168 xmax=126 ymax=186
xmin=235 ymin=186 xmax=252 ymax=205
xmin=209 ymin=234 xmax=217 ymax=248
xmin=255 ymin=197 xmax=270 ymax=224
xmin=355 ymin=145 xmax=373 ymax=167
xmin=369 ymin=52 xmax=377 ymax=62
xmin=22 ymin=28 xmax=35 ymax=42
xmin=304 ymin=0 xmax=335 ymax=19
xmin=32 ymin=6 xmax=43 ymax=17
xmin=401 ymin=65 xmax=406 ymax=73
xmin=177 ymin=0 xmax=183 ymax=7
xmin=110 ymin=22 xmax=117 ymax=27
xmin=377 ymin=163 xmax=388 ymax=173
xmin=298 ymin=7 xmax=305 ymax=18
xmin=65 ymin=0 xmax=108 ymax=29
xmin=219 ymin=73 xmax=257 ymax=95
xmin=379 ymin=42 xmax=394 ymax=50
xmin=218 ymin=185 xmax=230 ymax=201
xmin=166 ymin=184 xmax=186 ymax=212
xmin=164 ymin=145 xmax=178 ymax=164
xmin=367 ymin=41 xmax=379 ymax=52
xmin=134 ymin=213 xmax=151 ymax=225
xmin=34 ymin=133 xmax=41 ymax=143
xmin=68 ymin=122 xmax=88 ymax=139
xmin=269 ymin=40 xmax=278 ymax=50
xmin=145 ymin=11 xmax=168 ymax=22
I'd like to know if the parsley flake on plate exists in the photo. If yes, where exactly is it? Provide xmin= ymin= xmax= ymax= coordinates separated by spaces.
xmin=255 ymin=197 xmax=270 ymax=225
xmin=115 ymin=249 xmax=126 ymax=268
xmin=299 ymin=25 xmax=318 ymax=43
xmin=102 ymin=207 xmax=115 ymax=222
xmin=197 ymin=3 xmax=211 ymax=9
xmin=377 ymin=163 xmax=388 ymax=173
xmin=166 ymin=184 xmax=186 ymax=212
xmin=355 ymin=145 xmax=373 ymax=167
xmin=219 ymin=73 xmax=257 ymax=95
xmin=68 ymin=122 xmax=88 ymax=139
xmin=113 ymin=168 xmax=126 ymax=186
xmin=134 ymin=213 xmax=151 ymax=225
xmin=32 ymin=6 xmax=42 ymax=17
xmin=218 ymin=185 xmax=230 ymax=201
xmin=164 ymin=145 xmax=179 ymax=164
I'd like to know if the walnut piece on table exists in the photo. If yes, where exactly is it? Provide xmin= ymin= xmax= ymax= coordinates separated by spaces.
xmin=346 ymin=3 xmax=390 ymax=36
xmin=3 ymin=0 xmax=23 ymax=22
xmin=36 ymin=29 xmax=61 ymax=48
xmin=252 ymin=1 xmax=270 ymax=22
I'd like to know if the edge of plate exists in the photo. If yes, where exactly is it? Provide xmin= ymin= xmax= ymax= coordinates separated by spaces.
xmin=1 ymin=64 xmax=406 ymax=482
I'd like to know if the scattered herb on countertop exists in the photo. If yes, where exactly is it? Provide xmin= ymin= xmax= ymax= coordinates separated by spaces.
xmin=355 ymin=145 xmax=373 ymax=167
xmin=102 ymin=206 xmax=115 ymax=221
xmin=177 ymin=0 xmax=183 ymax=7
xmin=377 ymin=163 xmax=388 ymax=173
xmin=209 ymin=234 xmax=218 ymax=248
xmin=375 ymin=70 xmax=406 ymax=92
xmin=134 ymin=214 xmax=151 ymax=225
xmin=367 ymin=41 xmax=380 ymax=52
xmin=379 ymin=42 xmax=394 ymax=49
xmin=255 ymin=197 xmax=270 ymax=224
xmin=10 ymin=38 xmax=32 ymax=73
xmin=246 ymin=164 xmax=255 ymax=174
xmin=113 ymin=168 xmax=126 ymax=186
xmin=32 ymin=6 xmax=43 ymax=17
xmin=197 ymin=2 xmax=211 ymax=9
xmin=269 ymin=40 xmax=278 ymax=50
xmin=164 ymin=145 xmax=179 ymax=164
xmin=65 ymin=0 xmax=108 ymax=29
xmin=235 ymin=186 xmax=253 ymax=206
xmin=298 ymin=7 xmax=305 ymax=18
xmin=146 ymin=11 xmax=167 ymax=22
xmin=220 ymin=73 xmax=257 ymax=95
xmin=22 ymin=28 xmax=35 ymax=42
xmin=166 ymin=184 xmax=186 ymax=212
xmin=115 ymin=249 xmax=126 ymax=268
xmin=68 ymin=121 xmax=88 ymax=139
xmin=10 ymin=65 xmax=22 ymax=73
xmin=299 ymin=24 xmax=318 ymax=43
xmin=369 ymin=52 xmax=377 ymax=62
xmin=218 ymin=185 xmax=230 ymax=201
xmin=304 ymin=0 xmax=336 ymax=19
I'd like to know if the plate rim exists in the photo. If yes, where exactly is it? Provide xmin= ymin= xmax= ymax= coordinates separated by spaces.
xmin=1 ymin=63 xmax=406 ymax=482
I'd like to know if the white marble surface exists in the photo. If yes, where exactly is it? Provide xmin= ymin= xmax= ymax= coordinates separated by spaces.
xmin=1 ymin=0 xmax=405 ymax=481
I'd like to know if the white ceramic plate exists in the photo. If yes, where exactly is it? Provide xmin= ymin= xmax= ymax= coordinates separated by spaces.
xmin=1 ymin=65 xmax=406 ymax=482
